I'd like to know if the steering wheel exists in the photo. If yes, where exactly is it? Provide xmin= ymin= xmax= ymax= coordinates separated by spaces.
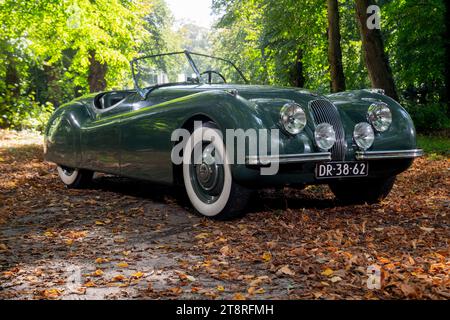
xmin=199 ymin=70 xmax=227 ymax=84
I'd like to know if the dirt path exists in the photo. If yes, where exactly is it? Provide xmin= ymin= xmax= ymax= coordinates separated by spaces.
xmin=0 ymin=130 xmax=448 ymax=299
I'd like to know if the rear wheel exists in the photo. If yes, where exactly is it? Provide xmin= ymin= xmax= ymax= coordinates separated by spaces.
xmin=57 ymin=165 xmax=93 ymax=188
xmin=329 ymin=176 xmax=396 ymax=204
xmin=182 ymin=122 xmax=251 ymax=220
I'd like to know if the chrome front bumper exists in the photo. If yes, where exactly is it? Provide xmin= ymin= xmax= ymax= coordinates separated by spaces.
xmin=246 ymin=152 xmax=331 ymax=165
xmin=355 ymin=149 xmax=424 ymax=160
xmin=246 ymin=149 xmax=424 ymax=165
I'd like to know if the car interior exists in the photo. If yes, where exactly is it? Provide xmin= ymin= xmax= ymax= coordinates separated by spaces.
xmin=94 ymin=91 xmax=135 ymax=110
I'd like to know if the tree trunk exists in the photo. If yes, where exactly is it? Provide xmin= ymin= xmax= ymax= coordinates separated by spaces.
xmin=88 ymin=50 xmax=107 ymax=93
xmin=327 ymin=0 xmax=346 ymax=92
xmin=355 ymin=0 xmax=398 ymax=101
xmin=444 ymin=0 xmax=450 ymax=109
xmin=290 ymin=48 xmax=305 ymax=88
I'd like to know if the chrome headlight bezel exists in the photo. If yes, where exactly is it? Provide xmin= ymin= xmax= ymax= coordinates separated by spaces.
xmin=367 ymin=102 xmax=392 ymax=132
xmin=314 ymin=123 xmax=336 ymax=151
xmin=279 ymin=102 xmax=307 ymax=135
xmin=353 ymin=122 xmax=375 ymax=150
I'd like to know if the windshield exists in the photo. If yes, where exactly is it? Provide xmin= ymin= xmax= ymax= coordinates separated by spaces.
xmin=131 ymin=51 xmax=247 ymax=95
xmin=189 ymin=52 xmax=247 ymax=85
xmin=131 ymin=52 xmax=197 ymax=89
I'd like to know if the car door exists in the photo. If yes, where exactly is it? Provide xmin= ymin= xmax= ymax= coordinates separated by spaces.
xmin=119 ymin=90 xmax=180 ymax=183
xmin=81 ymin=92 xmax=138 ymax=174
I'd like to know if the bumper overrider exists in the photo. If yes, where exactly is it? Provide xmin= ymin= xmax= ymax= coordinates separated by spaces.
xmin=245 ymin=149 xmax=423 ymax=165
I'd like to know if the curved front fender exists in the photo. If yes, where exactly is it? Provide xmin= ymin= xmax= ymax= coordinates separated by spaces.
xmin=327 ymin=90 xmax=418 ymax=151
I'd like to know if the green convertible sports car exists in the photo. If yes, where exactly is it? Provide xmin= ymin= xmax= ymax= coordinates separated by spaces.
xmin=44 ymin=50 xmax=423 ymax=219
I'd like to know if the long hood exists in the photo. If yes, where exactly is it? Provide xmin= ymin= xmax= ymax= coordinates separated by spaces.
xmin=152 ymin=83 xmax=325 ymax=107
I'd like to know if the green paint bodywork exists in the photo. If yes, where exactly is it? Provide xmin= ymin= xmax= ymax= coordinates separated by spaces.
xmin=44 ymin=84 xmax=417 ymax=187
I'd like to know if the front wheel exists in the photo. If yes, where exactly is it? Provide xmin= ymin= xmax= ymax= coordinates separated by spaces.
xmin=182 ymin=123 xmax=251 ymax=220
xmin=57 ymin=165 xmax=93 ymax=188
xmin=329 ymin=176 xmax=396 ymax=204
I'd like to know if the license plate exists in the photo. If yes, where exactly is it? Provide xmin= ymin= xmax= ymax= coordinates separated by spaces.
xmin=315 ymin=161 xmax=368 ymax=179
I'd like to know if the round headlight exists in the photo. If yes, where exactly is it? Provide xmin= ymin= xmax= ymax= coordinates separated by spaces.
xmin=353 ymin=122 xmax=374 ymax=150
xmin=314 ymin=123 xmax=336 ymax=151
xmin=367 ymin=102 xmax=392 ymax=132
xmin=280 ymin=103 xmax=307 ymax=135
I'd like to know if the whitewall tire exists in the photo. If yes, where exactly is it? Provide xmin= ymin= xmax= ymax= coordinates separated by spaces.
xmin=182 ymin=122 xmax=251 ymax=220
xmin=57 ymin=165 xmax=93 ymax=188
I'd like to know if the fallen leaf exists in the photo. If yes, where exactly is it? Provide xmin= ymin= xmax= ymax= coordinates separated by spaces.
xmin=266 ymin=241 xmax=277 ymax=249
xmin=249 ymin=276 xmax=270 ymax=287
xmin=93 ymin=269 xmax=104 ymax=277
xmin=73 ymin=287 xmax=86 ymax=295
xmin=321 ymin=268 xmax=334 ymax=277
xmin=419 ymin=226 xmax=434 ymax=233
xmin=117 ymin=262 xmax=129 ymax=268
xmin=170 ymin=287 xmax=183 ymax=295
xmin=42 ymin=288 xmax=61 ymax=299
xmin=217 ymin=285 xmax=225 ymax=292
xmin=277 ymin=265 xmax=295 ymax=276
xmin=44 ymin=231 xmax=57 ymax=238
xmin=377 ymin=257 xmax=390 ymax=264
xmin=195 ymin=233 xmax=209 ymax=239
xmin=84 ymin=281 xmax=96 ymax=287
xmin=289 ymin=247 xmax=306 ymax=256
xmin=232 ymin=293 xmax=246 ymax=300
xmin=262 ymin=252 xmax=272 ymax=262
xmin=398 ymin=283 xmax=418 ymax=298
xmin=185 ymin=275 xmax=196 ymax=282
xmin=111 ymin=274 xmax=126 ymax=282
xmin=131 ymin=271 xmax=145 ymax=279
xmin=95 ymin=257 xmax=108 ymax=264
xmin=313 ymin=292 xmax=323 ymax=299
xmin=330 ymin=276 xmax=342 ymax=283
xmin=66 ymin=231 xmax=87 ymax=239
xmin=219 ymin=245 xmax=231 ymax=256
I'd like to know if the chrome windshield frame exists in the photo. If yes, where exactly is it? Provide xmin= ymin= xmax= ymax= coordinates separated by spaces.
xmin=130 ymin=50 xmax=248 ymax=97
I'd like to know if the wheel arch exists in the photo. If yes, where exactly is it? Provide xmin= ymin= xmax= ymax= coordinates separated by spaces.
xmin=44 ymin=100 xmax=91 ymax=168
xmin=170 ymin=90 xmax=267 ymax=185
xmin=172 ymin=114 xmax=217 ymax=185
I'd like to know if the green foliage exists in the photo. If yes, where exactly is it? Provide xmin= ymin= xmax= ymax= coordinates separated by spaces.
xmin=0 ymin=0 xmax=448 ymax=134
xmin=417 ymin=134 xmax=450 ymax=156
xmin=0 ymin=0 xmax=173 ymax=131
xmin=403 ymin=102 xmax=450 ymax=133
xmin=383 ymin=0 xmax=445 ymax=95
xmin=212 ymin=0 xmax=449 ymax=133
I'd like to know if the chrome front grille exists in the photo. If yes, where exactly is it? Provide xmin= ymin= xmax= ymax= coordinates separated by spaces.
xmin=309 ymin=99 xmax=346 ymax=161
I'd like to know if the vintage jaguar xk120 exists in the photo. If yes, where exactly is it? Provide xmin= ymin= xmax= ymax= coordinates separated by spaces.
xmin=44 ymin=50 xmax=423 ymax=219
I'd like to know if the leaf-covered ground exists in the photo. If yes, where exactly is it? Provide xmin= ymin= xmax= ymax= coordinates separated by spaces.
xmin=0 ymin=130 xmax=448 ymax=300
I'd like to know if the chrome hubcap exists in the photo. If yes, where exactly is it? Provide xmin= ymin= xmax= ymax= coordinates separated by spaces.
xmin=189 ymin=141 xmax=225 ymax=204
xmin=195 ymin=146 xmax=219 ymax=191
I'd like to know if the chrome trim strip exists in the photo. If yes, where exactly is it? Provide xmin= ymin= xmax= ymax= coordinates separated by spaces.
xmin=246 ymin=152 xmax=331 ymax=165
xmin=355 ymin=149 xmax=424 ymax=160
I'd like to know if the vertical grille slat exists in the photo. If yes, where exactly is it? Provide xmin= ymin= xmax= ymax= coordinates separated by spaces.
xmin=309 ymin=100 xmax=346 ymax=161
